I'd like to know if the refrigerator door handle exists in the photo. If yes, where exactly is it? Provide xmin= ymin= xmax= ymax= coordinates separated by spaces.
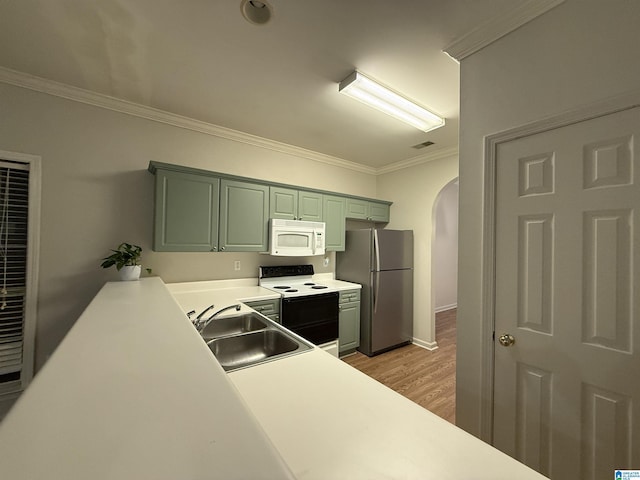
xmin=372 ymin=271 xmax=380 ymax=313
xmin=373 ymin=229 xmax=381 ymax=272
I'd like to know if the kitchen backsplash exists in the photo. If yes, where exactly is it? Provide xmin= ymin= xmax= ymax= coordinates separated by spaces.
xmin=146 ymin=250 xmax=335 ymax=284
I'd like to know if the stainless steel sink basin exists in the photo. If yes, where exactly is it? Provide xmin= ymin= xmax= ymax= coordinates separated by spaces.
xmin=207 ymin=328 xmax=312 ymax=372
xmin=200 ymin=313 xmax=267 ymax=340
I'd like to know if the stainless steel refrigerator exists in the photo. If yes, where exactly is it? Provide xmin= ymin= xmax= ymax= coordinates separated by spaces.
xmin=336 ymin=229 xmax=413 ymax=356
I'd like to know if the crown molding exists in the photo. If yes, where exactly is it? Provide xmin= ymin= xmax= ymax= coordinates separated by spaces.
xmin=376 ymin=146 xmax=459 ymax=175
xmin=0 ymin=66 xmax=378 ymax=175
xmin=443 ymin=0 xmax=566 ymax=61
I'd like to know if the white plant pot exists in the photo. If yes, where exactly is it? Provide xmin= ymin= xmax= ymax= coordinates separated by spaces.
xmin=119 ymin=265 xmax=141 ymax=281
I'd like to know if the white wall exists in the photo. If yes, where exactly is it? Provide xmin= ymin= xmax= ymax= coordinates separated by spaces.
xmin=433 ymin=179 xmax=458 ymax=312
xmin=457 ymin=0 xmax=640 ymax=436
xmin=377 ymin=153 xmax=458 ymax=348
xmin=0 ymin=82 xmax=378 ymax=371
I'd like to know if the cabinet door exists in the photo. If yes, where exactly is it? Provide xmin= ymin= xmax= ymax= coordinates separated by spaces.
xmin=339 ymin=300 xmax=361 ymax=354
xmin=269 ymin=186 xmax=297 ymax=220
xmin=346 ymin=198 xmax=390 ymax=222
xmin=345 ymin=198 xmax=368 ymax=220
xmin=369 ymin=202 xmax=390 ymax=222
xmin=219 ymin=179 xmax=269 ymax=251
xmin=298 ymin=191 xmax=323 ymax=221
xmin=153 ymin=170 xmax=219 ymax=252
xmin=323 ymin=195 xmax=346 ymax=251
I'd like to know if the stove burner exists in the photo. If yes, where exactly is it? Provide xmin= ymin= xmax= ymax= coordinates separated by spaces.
xmin=311 ymin=285 xmax=328 ymax=290
xmin=274 ymin=286 xmax=291 ymax=289
xmin=304 ymin=282 xmax=315 ymax=286
xmin=285 ymin=289 xmax=298 ymax=293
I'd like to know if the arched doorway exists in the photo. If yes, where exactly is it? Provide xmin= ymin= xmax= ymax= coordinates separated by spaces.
xmin=432 ymin=177 xmax=459 ymax=316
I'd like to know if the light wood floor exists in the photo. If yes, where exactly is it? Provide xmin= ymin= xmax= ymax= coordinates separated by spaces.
xmin=342 ymin=308 xmax=456 ymax=424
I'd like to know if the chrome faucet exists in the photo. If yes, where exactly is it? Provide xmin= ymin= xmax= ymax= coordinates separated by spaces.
xmin=193 ymin=303 xmax=242 ymax=334
xmin=189 ymin=304 xmax=215 ymax=325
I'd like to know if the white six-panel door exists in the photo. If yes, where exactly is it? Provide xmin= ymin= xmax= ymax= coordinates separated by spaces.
xmin=493 ymin=107 xmax=640 ymax=478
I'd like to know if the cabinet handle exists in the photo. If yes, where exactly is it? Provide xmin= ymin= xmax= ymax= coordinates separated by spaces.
xmin=220 ymin=246 xmax=225 ymax=251
xmin=211 ymin=247 xmax=217 ymax=251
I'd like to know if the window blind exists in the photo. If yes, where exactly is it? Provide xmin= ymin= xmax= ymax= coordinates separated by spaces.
xmin=0 ymin=161 xmax=29 ymax=382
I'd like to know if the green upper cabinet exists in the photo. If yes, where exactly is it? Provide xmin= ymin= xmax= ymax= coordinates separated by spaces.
xmin=345 ymin=198 xmax=368 ymax=219
xmin=298 ymin=191 xmax=323 ymax=221
xmin=323 ymin=195 xmax=346 ymax=251
xmin=346 ymin=198 xmax=390 ymax=223
xmin=270 ymin=187 xmax=323 ymax=221
xmin=269 ymin=187 xmax=297 ymax=220
xmin=368 ymin=202 xmax=390 ymax=222
xmin=153 ymin=169 xmax=220 ymax=252
xmin=148 ymin=161 xmax=392 ymax=253
xmin=219 ymin=179 xmax=270 ymax=251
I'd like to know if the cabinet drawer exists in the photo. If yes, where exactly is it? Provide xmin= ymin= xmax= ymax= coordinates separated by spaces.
xmin=339 ymin=289 xmax=361 ymax=303
xmin=244 ymin=298 xmax=280 ymax=316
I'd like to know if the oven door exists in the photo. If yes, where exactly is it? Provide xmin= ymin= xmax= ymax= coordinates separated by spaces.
xmin=281 ymin=292 xmax=339 ymax=345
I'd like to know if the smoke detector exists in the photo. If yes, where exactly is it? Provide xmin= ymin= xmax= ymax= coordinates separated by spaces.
xmin=241 ymin=0 xmax=273 ymax=25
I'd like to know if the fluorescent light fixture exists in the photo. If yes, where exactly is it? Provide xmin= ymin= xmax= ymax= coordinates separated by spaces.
xmin=338 ymin=71 xmax=445 ymax=133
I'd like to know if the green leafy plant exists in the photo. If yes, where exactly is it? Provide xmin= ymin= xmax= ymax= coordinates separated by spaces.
xmin=100 ymin=243 xmax=151 ymax=273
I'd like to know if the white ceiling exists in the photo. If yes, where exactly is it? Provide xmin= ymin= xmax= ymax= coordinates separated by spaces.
xmin=0 ymin=0 xmax=526 ymax=169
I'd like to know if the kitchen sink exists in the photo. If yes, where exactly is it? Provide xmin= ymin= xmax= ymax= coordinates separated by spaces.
xmin=200 ymin=312 xmax=268 ymax=340
xmin=207 ymin=328 xmax=312 ymax=372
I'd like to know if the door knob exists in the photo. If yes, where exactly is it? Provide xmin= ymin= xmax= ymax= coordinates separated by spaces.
xmin=498 ymin=333 xmax=515 ymax=347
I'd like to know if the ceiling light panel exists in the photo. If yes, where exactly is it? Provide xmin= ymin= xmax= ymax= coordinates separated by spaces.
xmin=338 ymin=71 xmax=445 ymax=133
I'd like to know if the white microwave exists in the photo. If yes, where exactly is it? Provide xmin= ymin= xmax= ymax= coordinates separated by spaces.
xmin=268 ymin=219 xmax=325 ymax=256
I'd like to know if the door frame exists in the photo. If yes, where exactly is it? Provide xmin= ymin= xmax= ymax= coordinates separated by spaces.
xmin=478 ymin=88 xmax=640 ymax=442
xmin=0 ymin=149 xmax=41 ymax=397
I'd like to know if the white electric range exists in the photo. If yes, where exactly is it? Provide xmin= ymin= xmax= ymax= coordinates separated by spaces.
xmin=259 ymin=265 xmax=353 ymax=357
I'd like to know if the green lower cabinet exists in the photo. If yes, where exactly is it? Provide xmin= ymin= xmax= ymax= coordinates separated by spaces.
xmin=219 ymin=179 xmax=270 ymax=252
xmin=244 ymin=298 xmax=280 ymax=323
xmin=153 ymin=169 xmax=220 ymax=252
xmin=339 ymin=289 xmax=361 ymax=355
xmin=323 ymin=195 xmax=346 ymax=251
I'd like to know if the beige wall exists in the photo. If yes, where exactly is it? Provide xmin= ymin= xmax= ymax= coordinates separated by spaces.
xmin=457 ymin=0 xmax=640 ymax=436
xmin=0 ymin=82 xmax=377 ymax=370
xmin=377 ymin=153 xmax=458 ymax=348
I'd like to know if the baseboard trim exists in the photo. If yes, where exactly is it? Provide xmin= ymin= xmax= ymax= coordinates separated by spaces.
xmin=412 ymin=339 xmax=439 ymax=351
xmin=435 ymin=303 xmax=457 ymax=314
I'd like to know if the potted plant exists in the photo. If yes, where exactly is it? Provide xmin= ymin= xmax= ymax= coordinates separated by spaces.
xmin=100 ymin=243 xmax=151 ymax=281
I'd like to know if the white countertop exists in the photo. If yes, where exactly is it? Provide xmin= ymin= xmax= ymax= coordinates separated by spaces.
xmin=230 ymin=349 xmax=546 ymax=480
xmin=0 ymin=276 xmax=546 ymax=480
xmin=0 ymin=278 xmax=293 ymax=480
xmin=168 ymin=278 xmax=280 ymax=317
